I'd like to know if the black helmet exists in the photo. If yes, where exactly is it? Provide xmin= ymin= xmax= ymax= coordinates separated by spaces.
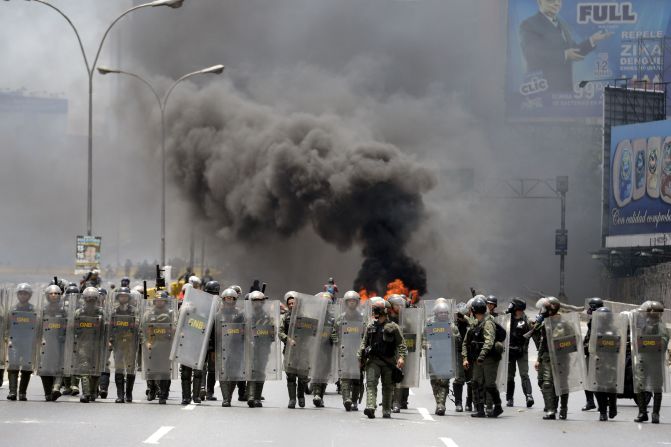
xmin=511 ymin=297 xmax=526 ymax=311
xmin=204 ymin=281 xmax=221 ymax=295
xmin=65 ymin=285 xmax=80 ymax=295
xmin=595 ymin=307 xmax=611 ymax=313
xmin=471 ymin=297 xmax=487 ymax=315
xmin=486 ymin=295 xmax=498 ymax=306
xmin=587 ymin=297 xmax=604 ymax=314
xmin=120 ymin=277 xmax=131 ymax=287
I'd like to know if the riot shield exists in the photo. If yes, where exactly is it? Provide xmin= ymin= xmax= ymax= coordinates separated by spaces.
xmin=141 ymin=297 xmax=176 ymax=380
xmin=310 ymin=300 xmax=338 ymax=383
xmin=7 ymin=289 xmax=40 ymax=371
xmin=337 ymin=299 xmax=365 ymax=380
xmin=215 ymin=299 xmax=246 ymax=382
xmin=424 ymin=300 xmax=457 ymax=381
xmin=586 ymin=311 xmax=627 ymax=393
xmin=107 ymin=293 xmax=140 ymax=374
xmin=245 ymin=299 xmax=281 ymax=381
xmin=63 ymin=294 xmax=106 ymax=376
xmin=170 ymin=287 xmax=217 ymax=370
xmin=36 ymin=294 xmax=68 ymax=376
xmin=630 ymin=311 xmax=670 ymax=393
xmin=0 ymin=288 xmax=8 ymax=370
xmin=545 ymin=312 xmax=587 ymax=395
xmin=399 ymin=306 xmax=422 ymax=388
xmin=283 ymin=293 xmax=327 ymax=376
xmin=495 ymin=314 xmax=511 ymax=392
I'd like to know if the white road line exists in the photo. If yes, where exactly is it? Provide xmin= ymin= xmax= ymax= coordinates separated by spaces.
xmin=409 ymin=389 xmax=415 ymax=395
xmin=143 ymin=426 xmax=174 ymax=444
xmin=417 ymin=407 xmax=435 ymax=421
xmin=440 ymin=438 xmax=459 ymax=447
xmin=182 ymin=404 xmax=196 ymax=411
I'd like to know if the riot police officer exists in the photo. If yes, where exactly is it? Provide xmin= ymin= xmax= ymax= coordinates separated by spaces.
xmin=6 ymin=283 xmax=38 ymax=401
xmin=37 ymin=285 xmax=67 ymax=401
xmin=245 ymin=291 xmax=276 ymax=408
xmin=202 ymin=280 xmax=220 ymax=401
xmin=279 ymin=292 xmax=308 ymax=408
xmin=462 ymin=296 xmax=504 ymax=418
xmin=506 ymin=297 xmax=534 ymax=408
xmin=534 ymin=297 xmax=566 ymax=419
xmin=74 ymin=287 xmax=106 ymax=403
xmin=217 ymin=287 xmax=245 ymax=407
xmin=332 ymin=290 xmax=365 ymax=411
xmin=109 ymin=287 xmax=139 ymax=403
xmin=453 ymin=302 xmax=473 ymax=412
xmin=358 ymin=299 xmax=407 ymax=419
xmin=582 ymin=297 xmax=603 ymax=412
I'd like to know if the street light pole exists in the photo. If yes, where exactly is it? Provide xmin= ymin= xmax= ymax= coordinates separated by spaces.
xmin=97 ymin=65 xmax=225 ymax=266
xmin=13 ymin=0 xmax=184 ymax=236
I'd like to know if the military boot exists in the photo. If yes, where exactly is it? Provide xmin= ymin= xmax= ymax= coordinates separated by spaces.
xmin=254 ymin=382 xmax=265 ymax=407
xmin=89 ymin=376 xmax=100 ymax=402
xmin=453 ymin=383 xmax=464 ymax=412
xmin=465 ymin=383 xmax=473 ymax=412
xmin=98 ymin=372 xmax=110 ymax=399
xmin=115 ymin=374 xmax=125 ymax=403
xmin=634 ymin=393 xmax=648 ymax=423
xmin=522 ymin=376 xmax=534 ymax=408
xmin=41 ymin=377 xmax=52 ymax=401
xmin=206 ymin=371 xmax=217 ymax=401
xmin=247 ymin=382 xmax=256 ymax=407
xmin=181 ymin=378 xmax=192 ymax=405
xmin=541 ymin=387 xmax=556 ymax=420
xmin=80 ymin=376 xmax=91 ymax=403
xmin=312 ymin=383 xmax=324 ymax=407
xmin=341 ymin=380 xmax=352 ymax=411
xmin=582 ymin=390 xmax=596 ymax=411
xmin=125 ymin=375 xmax=135 ymax=403
xmin=365 ymin=382 xmax=377 ymax=418
xmin=351 ymin=381 xmax=361 ymax=411
xmin=435 ymin=383 xmax=447 ymax=416
xmin=287 ymin=381 xmax=297 ymax=409
xmin=297 ymin=378 xmax=306 ymax=408
xmin=51 ymin=377 xmax=62 ymax=402
xmin=192 ymin=375 xmax=202 ymax=404
xmin=382 ymin=384 xmax=394 ymax=417
xmin=487 ymin=387 xmax=504 ymax=418
xmin=392 ymin=387 xmax=402 ymax=413
xmin=506 ymin=380 xmax=515 ymax=407
xmin=471 ymin=403 xmax=486 ymax=418
xmin=608 ymin=394 xmax=617 ymax=419
xmin=147 ymin=380 xmax=157 ymax=401
xmin=221 ymin=382 xmax=232 ymax=407
xmin=62 ymin=376 xmax=72 ymax=395
xmin=18 ymin=371 xmax=30 ymax=401
xmin=70 ymin=376 xmax=80 ymax=396
xmin=558 ymin=394 xmax=569 ymax=420
xmin=651 ymin=393 xmax=662 ymax=424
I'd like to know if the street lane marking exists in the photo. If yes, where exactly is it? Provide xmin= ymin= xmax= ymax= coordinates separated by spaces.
xmin=182 ymin=404 xmax=196 ymax=411
xmin=417 ymin=407 xmax=435 ymax=421
xmin=409 ymin=389 xmax=415 ymax=395
xmin=143 ymin=426 xmax=174 ymax=444
xmin=440 ymin=438 xmax=459 ymax=447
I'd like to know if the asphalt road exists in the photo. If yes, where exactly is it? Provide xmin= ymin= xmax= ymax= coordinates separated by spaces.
xmin=1 ymin=347 xmax=669 ymax=447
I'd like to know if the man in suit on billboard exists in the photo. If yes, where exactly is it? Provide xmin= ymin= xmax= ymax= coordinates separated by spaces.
xmin=519 ymin=0 xmax=611 ymax=92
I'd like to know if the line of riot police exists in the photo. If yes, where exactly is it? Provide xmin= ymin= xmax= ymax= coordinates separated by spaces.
xmin=1 ymin=282 xmax=668 ymax=425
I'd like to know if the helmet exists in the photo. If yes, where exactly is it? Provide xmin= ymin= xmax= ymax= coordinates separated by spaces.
xmin=45 ymin=284 xmax=62 ymax=296
xmin=486 ymin=295 xmax=498 ymax=306
xmin=91 ymin=269 xmax=100 ymax=276
xmin=370 ymin=299 xmax=387 ymax=315
xmin=471 ymin=297 xmax=487 ymax=315
xmin=229 ymin=285 xmax=242 ymax=296
xmin=204 ymin=281 xmax=221 ymax=295
xmin=384 ymin=300 xmax=392 ymax=310
xmin=120 ymin=277 xmax=130 ymax=287
xmin=117 ymin=286 xmax=131 ymax=296
xmin=317 ymin=291 xmax=334 ymax=301
xmin=539 ymin=297 xmax=561 ymax=316
xmin=433 ymin=301 xmax=450 ymax=316
xmin=82 ymin=287 xmax=99 ymax=301
xmin=156 ymin=290 xmax=170 ymax=301
xmin=221 ymin=288 xmax=238 ymax=299
xmin=65 ymin=285 xmax=79 ymax=295
xmin=388 ymin=294 xmax=405 ymax=308
xmin=642 ymin=300 xmax=665 ymax=313
xmin=595 ymin=307 xmax=611 ymax=313
xmin=466 ymin=297 xmax=475 ymax=312
xmin=328 ymin=277 xmax=334 ymax=284
xmin=343 ymin=290 xmax=360 ymax=302
xmin=456 ymin=302 xmax=468 ymax=316
xmin=587 ymin=297 xmax=604 ymax=314
xmin=284 ymin=291 xmax=297 ymax=302
xmin=249 ymin=291 xmax=266 ymax=301
xmin=16 ymin=283 xmax=33 ymax=296
xmin=188 ymin=276 xmax=202 ymax=288
xmin=369 ymin=296 xmax=384 ymax=307
xmin=511 ymin=297 xmax=526 ymax=311
xmin=99 ymin=288 xmax=108 ymax=297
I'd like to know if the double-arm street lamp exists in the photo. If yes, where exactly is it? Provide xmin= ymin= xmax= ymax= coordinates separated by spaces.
xmin=5 ymin=0 xmax=185 ymax=236
xmin=98 ymin=64 xmax=225 ymax=266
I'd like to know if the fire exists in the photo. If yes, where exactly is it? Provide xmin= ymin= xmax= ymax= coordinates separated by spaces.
xmin=358 ymin=279 xmax=419 ymax=304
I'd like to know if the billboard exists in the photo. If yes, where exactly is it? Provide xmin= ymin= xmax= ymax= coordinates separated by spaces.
xmin=607 ymin=120 xmax=671 ymax=247
xmin=507 ymin=0 xmax=671 ymax=121
xmin=75 ymin=235 xmax=101 ymax=274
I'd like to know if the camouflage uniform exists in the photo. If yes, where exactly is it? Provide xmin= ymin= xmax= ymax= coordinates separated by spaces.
xmin=422 ymin=315 xmax=460 ymax=414
xmin=74 ymin=302 xmax=105 ymax=402
xmin=245 ymin=304 xmax=275 ymax=407
xmin=279 ymin=309 xmax=308 ymax=408
xmin=331 ymin=309 xmax=365 ymax=410
xmin=142 ymin=304 xmax=174 ymax=404
xmin=463 ymin=314 xmax=502 ymax=417
xmin=537 ymin=318 xmax=573 ymax=419
xmin=358 ymin=318 xmax=407 ymax=418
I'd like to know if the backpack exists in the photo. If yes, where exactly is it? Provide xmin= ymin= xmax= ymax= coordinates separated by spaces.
xmin=494 ymin=321 xmax=507 ymax=342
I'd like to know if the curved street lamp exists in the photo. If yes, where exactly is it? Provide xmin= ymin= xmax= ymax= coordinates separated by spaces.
xmin=6 ymin=0 xmax=184 ymax=236
xmin=98 ymin=64 xmax=225 ymax=266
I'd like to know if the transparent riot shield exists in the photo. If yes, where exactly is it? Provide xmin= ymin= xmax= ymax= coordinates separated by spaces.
xmin=495 ymin=314 xmax=511 ymax=392
xmin=170 ymin=287 xmax=217 ymax=370
xmin=215 ymin=298 xmax=246 ymax=382
xmin=63 ymin=294 xmax=106 ymax=376
xmin=107 ymin=292 xmax=141 ymax=374
xmin=0 ymin=288 xmax=8 ymax=370
xmin=545 ymin=312 xmax=587 ymax=395
xmin=337 ymin=299 xmax=365 ymax=380
xmin=399 ymin=306 xmax=423 ymax=388
xmin=7 ymin=288 xmax=40 ymax=371
xmin=141 ymin=297 xmax=176 ymax=380
xmin=630 ymin=311 xmax=670 ymax=393
xmin=283 ymin=293 xmax=327 ymax=376
xmin=245 ymin=299 xmax=281 ymax=381
xmin=586 ymin=311 xmax=627 ymax=393
xmin=310 ymin=300 xmax=338 ymax=383
xmin=36 ymin=293 xmax=68 ymax=376
xmin=424 ymin=300 xmax=456 ymax=380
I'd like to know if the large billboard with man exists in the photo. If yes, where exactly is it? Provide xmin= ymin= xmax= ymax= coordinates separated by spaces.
xmin=507 ymin=0 xmax=671 ymax=121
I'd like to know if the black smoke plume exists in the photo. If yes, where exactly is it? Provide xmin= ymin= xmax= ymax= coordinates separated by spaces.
xmin=166 ymin=81 xmax=435 ymax=295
